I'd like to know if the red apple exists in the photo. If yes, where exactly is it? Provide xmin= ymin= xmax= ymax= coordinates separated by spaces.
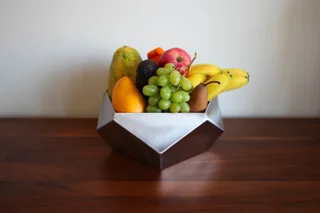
xmin=158 ymin=48 xmax=191 ymax=75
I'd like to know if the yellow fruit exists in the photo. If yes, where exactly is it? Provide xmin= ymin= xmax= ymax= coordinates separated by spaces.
xmin=111 ymin=76 xmax=146 ymax=113
xmin=107 ymin=46 xmax=142 ymax=98
xmin=222 ymin=75 xmax=249 ymax=92
xmin=187 ymin=64 xmax=221 ymax=77
xmin=205 ymin=73 xmax=231 ymax=101
xmin=222 ymin=68 xmax=249 ymax=78
xmin=187 ymin=73 xmax=207 ymax=88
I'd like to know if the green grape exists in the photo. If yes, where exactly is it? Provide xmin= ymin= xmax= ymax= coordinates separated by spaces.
xmin=181 ymin=91 xmax=190 ymax=102
xmin=185 ymin=88 xmax=193 ymax=94
xmin=168 ymin=85 xmax=177 ymax=92
xmin=148 ymin=76 xmax=158 ymax=86
xmin=143 ymin=85 xmax=159 ymax=96
xmin=157 ymin=68 xmax=170 ymax=76
xmin=160 ymin=86 xmax=171 ymax=100
xmin=169 ymin=71 xmax=181 ymax=86
xmin=170 ymin=91 xmax=183 ymax=103
xmin=170 ymin=103 xmax=180 ymax=113
xmin=180 ymin=102 xmax=190 ymax=113
xmin=180 ymin=77 xmax=193 ymax=91
xmin=164 ymin=63 xmax=176 ymax=72
xmin=157 ymin=75 xmax=169 ymax=86
xmin=146 ymin=106 xmax=162 ymax=113
xmin=158 ymin=99 xmax=171 ymax=110
xmin=148 ymin=94 xmax=161 ymax=106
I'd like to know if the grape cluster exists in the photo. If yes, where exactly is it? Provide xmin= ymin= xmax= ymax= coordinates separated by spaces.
xmin=142 ymin=63 xmax=193 ymax=113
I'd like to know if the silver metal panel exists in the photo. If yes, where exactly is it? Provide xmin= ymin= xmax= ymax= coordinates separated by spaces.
xmin=97 ymin=91 xmax=224 ymax=169
xmin=96 ymin=93 xmax=115 ymax=130
xmin=114 ymin=112 xmax=205 ymax=153
xmin=205 ymin=97 xmax=224 ymax=130
xmin=97 ymin=91 xmax=224 ymax=153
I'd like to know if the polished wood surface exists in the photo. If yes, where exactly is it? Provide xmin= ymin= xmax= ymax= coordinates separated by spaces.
xmin=1 ymin=118 xmax=320 ymax=212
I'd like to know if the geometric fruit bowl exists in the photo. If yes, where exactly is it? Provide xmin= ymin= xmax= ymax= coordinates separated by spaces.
xmin=96 ymin=45 xmax=249 ymax=169
xmin=96 ymin=91 xmax=224 ymax=169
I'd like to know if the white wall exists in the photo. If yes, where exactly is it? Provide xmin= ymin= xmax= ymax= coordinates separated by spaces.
xmin=1 ymin=0 xmax=320 ymax=117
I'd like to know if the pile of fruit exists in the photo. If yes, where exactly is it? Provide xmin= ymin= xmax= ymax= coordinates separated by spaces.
xmin=108 ymin=46 xmax=249 ymax=113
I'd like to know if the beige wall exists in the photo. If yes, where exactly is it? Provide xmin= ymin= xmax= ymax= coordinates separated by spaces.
xmin=1 ymin=0 xmax=319 ymax=117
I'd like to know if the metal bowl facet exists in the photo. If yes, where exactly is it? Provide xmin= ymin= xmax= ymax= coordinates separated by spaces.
xmin=97 ymin=91 xmax=224 ymax=169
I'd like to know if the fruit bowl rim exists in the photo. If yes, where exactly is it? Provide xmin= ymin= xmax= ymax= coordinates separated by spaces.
xmin=97 ymin=91 xmax=224 ymax=132
xmin=106 ymin=91 xmax=217 ymax=115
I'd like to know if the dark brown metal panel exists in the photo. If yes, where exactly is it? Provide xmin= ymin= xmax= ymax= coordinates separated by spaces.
xmin=160 ymin=121 xmax=223 ymax=169
xmin=97 ymin=121 xmax=161 ymax=169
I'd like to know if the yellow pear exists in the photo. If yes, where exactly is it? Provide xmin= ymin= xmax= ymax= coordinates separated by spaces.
xmin=111 ymin=76 xmax=146 ymax=113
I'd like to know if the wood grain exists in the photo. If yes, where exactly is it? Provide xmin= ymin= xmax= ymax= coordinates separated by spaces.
xmin=0 ymin=118 xmax=320 ymax=212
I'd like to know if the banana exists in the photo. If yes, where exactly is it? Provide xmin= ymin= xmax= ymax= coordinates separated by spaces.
xmin=222 ymin=74 xmax=249 ymax=92
xmin=187 ymin=73 xmax=207 ymax=88
xmin=222 ymin=68 xmax=249 ymax=78
xmin=187 ymin=64 xmax=221 ymax=77
xmin=204 ymin=73 xmax=231 ymax=101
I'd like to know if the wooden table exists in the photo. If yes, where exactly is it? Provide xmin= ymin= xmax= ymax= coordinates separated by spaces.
xmin=1 ymin=118 xmax=320 ymax=213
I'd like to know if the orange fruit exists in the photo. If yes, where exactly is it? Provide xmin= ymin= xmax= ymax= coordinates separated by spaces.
xmin=111 ymin=76 xmax=146 ymax=113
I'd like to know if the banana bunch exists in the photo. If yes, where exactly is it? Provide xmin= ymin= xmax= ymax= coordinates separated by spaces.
xmin=187 ymin=64 xmax=249 ymax=101
xmin=221 ymin=68 xmax=249 ymax=92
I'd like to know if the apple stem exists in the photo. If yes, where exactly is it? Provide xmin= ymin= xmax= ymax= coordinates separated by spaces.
xmin=177 ymin=52 xmax=197 ymax=91
xmin=183 ymin=52 xmax=197 ymax=77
